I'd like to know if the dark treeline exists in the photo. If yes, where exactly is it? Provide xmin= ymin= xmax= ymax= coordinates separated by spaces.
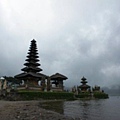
xmin=4 ymin=76 xmax=22 ymax=85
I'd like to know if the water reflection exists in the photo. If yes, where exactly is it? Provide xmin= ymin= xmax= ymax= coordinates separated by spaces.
xmin=65 ymin=99 xmax=107 ymax=120
xmin=39 ymin=96 xmax=120 ymax=120
xmin=39 ymin=100 xmax=64 ymax=114
xmin=83 ymin=102 xmax=91 ymax=119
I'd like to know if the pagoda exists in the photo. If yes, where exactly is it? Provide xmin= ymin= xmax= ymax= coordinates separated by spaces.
xmin=79 ymin=76 xmax=90 ymax=92
xmin=15 ymin=39 xmax=47 ymax=90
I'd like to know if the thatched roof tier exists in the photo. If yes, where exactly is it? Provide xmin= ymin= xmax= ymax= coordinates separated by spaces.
xmin=21 ymin=67 xmax=42 ymax=72
xmin=15 ymin=72 xmax=47 ymax=80
xmin=50 ymin=73 xmax=68 ymax=80
xmin=27 ymin=55 xmax=39 ymax=58
xmin=81 ymin=76 xmax=87 ymax=81
xmin=79 ymin=84 xmax=90 ymax=88
xmin=25 ymin=58 xmax=39 ymax=62
xmin=24 ymin=62 xmax=40 ymax=66
xmin=27 ymin=51 xmax=38 ymax=54
xmin=81 ymin=81 xmax=87 ymax=84
xmin=28 ymin=49 xmax=38 ymax=52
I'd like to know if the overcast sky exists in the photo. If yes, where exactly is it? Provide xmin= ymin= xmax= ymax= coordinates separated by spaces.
xmin=0 ymin=0 xmax=120 ymax=88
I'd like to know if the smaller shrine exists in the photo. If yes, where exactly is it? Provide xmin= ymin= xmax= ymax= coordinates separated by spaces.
xmin=74 ymin=76 xmax=109 ymax=99
xmin=78 ymin=76 xmax=90 ymax=92
xmin=50 ymin=73 xmax=68 ymax=91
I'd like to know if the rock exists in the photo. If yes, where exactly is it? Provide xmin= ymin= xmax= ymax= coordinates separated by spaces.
xmin=0 ymin=101 xmax=79 ymax=120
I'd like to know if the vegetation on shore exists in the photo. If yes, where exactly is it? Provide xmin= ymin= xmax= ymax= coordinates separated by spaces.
xmin=17 ymin=91 xmax=75 ymax=100
xmin=75 ymin=91 xmax=109 ymax=99
xmin=16 ymin=90 xmax=108 ymax=100
xmin=93 ymin=92 xmax=109 ymax=99
xmin=0 ymin=89 xmax=108 ymax=101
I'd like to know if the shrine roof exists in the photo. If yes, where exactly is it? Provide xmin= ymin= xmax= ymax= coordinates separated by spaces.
xmin=15 ymin=72 xmax=47 ymax=79
xmin=50 ymin=73 xmax=68 ymax=80
xmin=79 ymin=84 xmax=90 ymax=88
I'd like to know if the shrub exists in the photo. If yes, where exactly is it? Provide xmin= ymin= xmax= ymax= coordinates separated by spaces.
xmin=75 ymin=92 xmax=91 ymax=98
xmin=18 ymin=91 xmax=74 ymax=100
xmin=75 ymin=92 xmax=109 ymax=99
xmin=93 ymin=92 xmax=109 ymax=99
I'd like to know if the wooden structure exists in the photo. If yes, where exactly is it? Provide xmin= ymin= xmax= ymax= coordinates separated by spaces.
xmin=78 ymin=76 xmax=90 ymax=92
xmin=50 ymin=73 xmax=68 ymax=91
xmin=92 ymin=85 xmax=100 ymax=92
xmin=0 ymin=77 xmax=7 ymax=90
xmin=15 ymin=39 xmax=47 ymax=90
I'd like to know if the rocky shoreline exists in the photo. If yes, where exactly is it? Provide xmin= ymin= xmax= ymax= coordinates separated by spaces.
xmin=0 ymin=100 xmax=80 ymax=120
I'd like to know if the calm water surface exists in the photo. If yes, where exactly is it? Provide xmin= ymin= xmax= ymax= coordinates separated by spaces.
xmin=40 ymin=96 xmax=120 ymax=120
xmin=64 ymin=96 xmax=120 ymax=120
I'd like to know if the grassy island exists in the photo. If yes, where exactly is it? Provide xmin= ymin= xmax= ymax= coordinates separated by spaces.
xmin=75 ymin=91 xmax=109 ymax=99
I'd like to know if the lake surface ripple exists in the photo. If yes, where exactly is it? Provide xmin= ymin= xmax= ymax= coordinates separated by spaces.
xmin=40 ymin=96 xmax=120 ymax=120
xmin=64 ymin=96 xmax=120 ymax=120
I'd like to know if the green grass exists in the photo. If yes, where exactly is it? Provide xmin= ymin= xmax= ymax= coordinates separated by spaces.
xmin=75 ymin=92 xmax=91 ymax=98
xmin=93 ymin=92 xmax=109 ymax=99
xmin=75 ymin=92 xmax=109 ymax=99
xmin=18 ymin=91 xmax=74 ymax=100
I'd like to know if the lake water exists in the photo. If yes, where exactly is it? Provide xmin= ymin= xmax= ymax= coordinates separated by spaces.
xmin=41 ymin=96 xmax=120 ymax=120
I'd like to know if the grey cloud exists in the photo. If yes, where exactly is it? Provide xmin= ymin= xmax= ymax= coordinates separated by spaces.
xmin=1 ymin=0 xmax=120 ymax=88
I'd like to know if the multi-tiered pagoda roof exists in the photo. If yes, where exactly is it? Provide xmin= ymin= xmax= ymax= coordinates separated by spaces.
xmin=79 ymin=76 xmax=90 ymax=91
xmin=15 ymin=39 xmax=47 ymax=80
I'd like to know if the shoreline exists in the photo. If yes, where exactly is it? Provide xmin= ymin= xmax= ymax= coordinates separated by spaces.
xmin=0 ymin=100 xmax=77 ymax=120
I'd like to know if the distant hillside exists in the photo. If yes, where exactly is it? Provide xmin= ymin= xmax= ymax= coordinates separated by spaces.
xmin=102 ymin=87 xmax=120 ymax=96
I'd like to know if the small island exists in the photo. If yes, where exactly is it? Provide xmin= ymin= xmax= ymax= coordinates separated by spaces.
xmin=0 ymin=39 xmax=109 ymax=120
xmin=0 ymin=39 xmax=108 ymax=100
xmin=72 ymin=76 xmax=109 ymax=99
